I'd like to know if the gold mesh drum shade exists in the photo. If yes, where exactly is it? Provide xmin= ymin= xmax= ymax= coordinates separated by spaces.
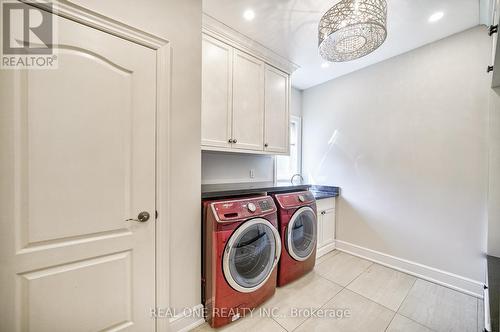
xmin=318 ymin=0 xmax=387 ymax=62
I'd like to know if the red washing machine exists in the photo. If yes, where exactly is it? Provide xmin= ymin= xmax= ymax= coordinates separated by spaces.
xmin=272 ymin=191 xmax=317 ymax=287
xmin=202 ymin=196 xmax=281 ymax=328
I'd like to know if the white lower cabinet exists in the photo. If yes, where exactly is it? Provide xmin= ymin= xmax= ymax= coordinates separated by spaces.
xmin=316 ymin=198 xmax=336 ymax=258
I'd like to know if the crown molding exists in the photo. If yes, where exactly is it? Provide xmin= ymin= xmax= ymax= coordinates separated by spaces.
xmin=21 ymin=0 xmax=169 ymax=49
xmin=202 ymin=13 xmax=299 ymax=74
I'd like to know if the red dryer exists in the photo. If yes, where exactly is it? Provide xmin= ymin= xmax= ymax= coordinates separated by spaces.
xmin=272 ymin=191 xmax=317 ymax=287
xmin=202 ymin=196 xmax=281 ymax=328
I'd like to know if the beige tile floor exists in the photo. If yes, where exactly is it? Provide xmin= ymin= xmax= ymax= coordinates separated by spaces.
xmin=192 ymin=251 xmax=484 ymax=332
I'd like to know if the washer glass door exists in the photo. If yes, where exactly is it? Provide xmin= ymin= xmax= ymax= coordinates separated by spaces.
xmin=287 ymin=207 xmax=316 ymax=261
xmin=223 ymin=218 xmax=281 ymax=293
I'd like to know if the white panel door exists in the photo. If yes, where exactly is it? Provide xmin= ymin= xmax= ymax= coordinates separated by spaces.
xmin=201 ymin=35 xmax=233 ymax=148
xmin=0 ymin=5 xmax=157 ymax=332
xmin=264 ymin=65 xmax=289 ymax=154
xmin=232 ymin=50 xmax=264 ymax=151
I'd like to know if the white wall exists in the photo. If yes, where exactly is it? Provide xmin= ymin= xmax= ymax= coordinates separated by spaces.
xmin=303 ymin=27 xmax=490 ymax=290
xmin=202 ymin=151 xmax=274 ymax=184
xmin=70 ymin=0 xmax=202 ymax=311
xmin=291 ymin=87 xmax=303 ymax=117
xmin=489 ymin=88 xmax=500 ymax=257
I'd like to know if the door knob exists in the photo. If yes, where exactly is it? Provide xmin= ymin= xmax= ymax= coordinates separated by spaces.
xmin=126 ymin=211 xmax=150 ymax=222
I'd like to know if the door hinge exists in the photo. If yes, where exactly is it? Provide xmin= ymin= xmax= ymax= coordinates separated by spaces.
xmin=487 ymin=65 xmax=494 ymax=73
xmin=155 ymin=210 xmax=158 ymax=219
xmin=489 ymin=24 xmax=498 ymax=36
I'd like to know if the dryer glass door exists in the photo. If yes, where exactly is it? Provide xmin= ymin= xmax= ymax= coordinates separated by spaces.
xmin=286 ymin=207 xmax=316 ymax=261
xmin=223 ymin=218 xmax=281 ymax=293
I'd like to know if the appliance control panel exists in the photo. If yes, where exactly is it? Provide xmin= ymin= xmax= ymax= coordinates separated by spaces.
xmin=212 ymin=196 xmax=277 ymax=222
xmin=274 ymin=191 xmax=315 ymax=209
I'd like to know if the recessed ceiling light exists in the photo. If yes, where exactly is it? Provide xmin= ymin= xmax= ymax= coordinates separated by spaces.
xmin=243 ymin=9 xmax=255 ymax=21
xmin=428 ymin=11 xmax=444 ymax=23
xmin=321 ymin=62 xmax=330 ymax=68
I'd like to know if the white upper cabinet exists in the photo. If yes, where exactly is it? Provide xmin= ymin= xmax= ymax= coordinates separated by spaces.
xmin=201 ymin=35 xmax=233 ymax=148
xmin=491 ymin=0 xmax=500 ymax=87
xmin=201 ymin=21 xmax=295 ymax=155
xmin=264 ymin=65 xmax=289 ymax=153
xmin=232 ymin=50 xmax=265 ymax=151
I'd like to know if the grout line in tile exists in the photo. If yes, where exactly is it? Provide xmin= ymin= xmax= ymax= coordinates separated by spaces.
xmin=290 ymin=316 xmax=309 ymax=332
xmin=316 ymin=250 xmax=336 ymax=261
xmin=345 ymin=264 xmax=418 ymax=313
xmin=315 ymin=251 xmax=374 ymax=290
xmin=270 ymin=316 xmax=290 ymax=332
xmin=394 ymin=276 xmax=417 ymax=313
xmin=315 ymin=251 xmax=340 ymax=268
xmin=270 ymin=272 xmax=345 ymax=332
xmin=397 ymin=309 xmax=438 ymax=332
xmin=315 ymin=272 xmax=345 ymax=290
xmin=384 ymin=311 xmax=439 ymax=332
xmin=342 ymin=260 xmax=374 ymax=289
xmin=289 ymin=274 xmax=348 ymax=332
xmin=382 ymin=277 xmax=421 ymax=332
xmin=291 ymin=282 xmax=398 ymax=332
xmin=290 ymin=264 xmax=426 ymax=332
xmin=394 ymin=278 xmax=439 ymax=332
xmin=383 ymin=311 xmax=397 ymax=332
xmin=342 ymin=287 xmax=397 ymax=313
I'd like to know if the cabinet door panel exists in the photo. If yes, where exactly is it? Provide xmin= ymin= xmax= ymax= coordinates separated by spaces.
xmin=202 ymin=35 xmax=232 ymax=148
xmin=232 ymin=50 xmax=264 ymax=151
xmin=322 ymin=209 xmax=336 ymax=245
xmin=264 ymin=66 xmax=289 ymax=153
xmin=317 ymin=214 xmax=325 ymax=248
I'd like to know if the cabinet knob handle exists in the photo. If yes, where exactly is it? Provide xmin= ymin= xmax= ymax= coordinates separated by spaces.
xmin=228 ymin=139 xmax=234 ymax=143
xmin=264 ymin=143 xmax=268 ymax=148
xmin=233 ymin=139 xmax=237 ymax=143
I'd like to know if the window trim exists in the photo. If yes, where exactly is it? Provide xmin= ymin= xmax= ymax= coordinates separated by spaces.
xmin=275 ymin=115 xmax=302 ymax=182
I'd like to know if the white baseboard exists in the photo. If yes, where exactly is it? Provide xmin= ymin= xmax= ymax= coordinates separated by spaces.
xmin=169 ymin=304 xmax=205 ymax=332
xmin=317 ymin=241 xmax=336 ymax=259
xmin=335 ymin=240 xmax=484 ymax=298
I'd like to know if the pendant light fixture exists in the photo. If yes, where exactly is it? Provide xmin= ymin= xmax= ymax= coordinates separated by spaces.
xmin=318 ymin=0 xmax=387 ymax=62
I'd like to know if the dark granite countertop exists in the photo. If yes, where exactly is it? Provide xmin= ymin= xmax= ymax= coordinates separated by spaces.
xmin=310 ymin=185 xmax=341 ymax=200
xmin=201 ymin=182 xmax=340 ymax=199
xmin=201 ymin=181 xmax=309 ymax=199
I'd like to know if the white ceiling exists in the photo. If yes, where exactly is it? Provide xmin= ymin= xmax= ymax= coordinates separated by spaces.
xmin=203 ymin=0 xmax=480 ymax=90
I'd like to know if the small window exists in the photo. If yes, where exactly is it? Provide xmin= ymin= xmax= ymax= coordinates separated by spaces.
xmin=276 ymin=116 xmax=301 ymax=181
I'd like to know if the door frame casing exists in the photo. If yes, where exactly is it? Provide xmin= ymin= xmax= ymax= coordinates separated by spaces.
xmin=16 ymin=1 xmax=172 ymax=331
